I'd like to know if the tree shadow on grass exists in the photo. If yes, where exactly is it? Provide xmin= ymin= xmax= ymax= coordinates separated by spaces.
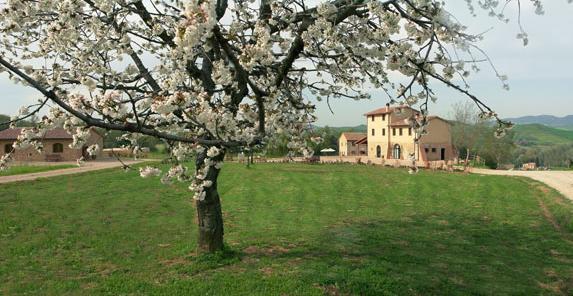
xmin=242 ymin=214 xmax=573 ymax=295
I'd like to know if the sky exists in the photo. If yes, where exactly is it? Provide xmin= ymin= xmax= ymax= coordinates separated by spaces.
xmin=1 ymin=1 xmax=572 ymax=127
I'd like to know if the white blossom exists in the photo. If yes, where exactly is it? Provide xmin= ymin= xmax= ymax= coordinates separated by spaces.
xmin=139 ymin=166 xmax=161 ymax=178
xmin=86 ymin=144 xmax=100 ymax=156
xmin=0 ymin=0 xmax=562 ymax=207
xmin=207 ymin=146 xmax=220 ymax=158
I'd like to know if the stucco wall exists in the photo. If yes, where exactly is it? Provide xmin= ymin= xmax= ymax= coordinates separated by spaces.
xmin=421 ymin=119 xmax=452 ymax=144
xmin=365 ymin=110 xmax=455 ymax=161
xmin=339 ymin=134 xmax=348 ymax=156
xmin=366 ymin=113 xmax=389 ymax=159
xmin=339 ymin=134 xmax=367 ymax=156
xmin=419 ymin=119 xmax=455 ymax=161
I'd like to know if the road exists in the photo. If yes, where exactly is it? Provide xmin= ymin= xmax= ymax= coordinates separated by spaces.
xmin=471 ymin=168 xmax=573 ymax=201
xmin=0 ymin=160 xmax=143 ymax=184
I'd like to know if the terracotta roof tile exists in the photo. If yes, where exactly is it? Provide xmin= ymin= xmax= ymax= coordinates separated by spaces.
xmin=427 ymin=115 xmax=449 ymax=123
xmin=364 ymin=105 xmax=420 ymax=116
xmin=341 ymin=132 xmax=367 ymax=142
xmin=364 ymin=106 xmax=391 ymax=116
xmin=0 ymin=128 xmax=73 ymax=140
xmin=355 ymin=136 xmax=368 ymax=144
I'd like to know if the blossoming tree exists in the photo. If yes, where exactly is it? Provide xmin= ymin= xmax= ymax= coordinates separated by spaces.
xmin=0 ymin=0 xmax=560 ymax=252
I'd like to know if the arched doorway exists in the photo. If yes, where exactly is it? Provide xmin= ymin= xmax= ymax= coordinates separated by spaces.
xmin=393 ymin=144 xmax=401 ymax=159
xmin=82 ymin=145 xmax=89 ymax=159
xmin=376 ymin=145 xmax=381 ymax=158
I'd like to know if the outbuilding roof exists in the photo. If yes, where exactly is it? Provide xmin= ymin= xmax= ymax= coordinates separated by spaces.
xmin=0 ymin=128 xmax=73 ymax=140
xmin=340 ymin=132 xmax=367 ymax=142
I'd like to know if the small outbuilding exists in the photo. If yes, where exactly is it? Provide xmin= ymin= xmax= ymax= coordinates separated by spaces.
xmin=339 ymin=133 xmax=368 ymax=156
xmin=0 ymin=128 xmax=103 ymax=162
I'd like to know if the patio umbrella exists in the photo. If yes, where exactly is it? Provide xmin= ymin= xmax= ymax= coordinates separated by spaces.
xmin=320 ymin=148 xmax=336 ymax=155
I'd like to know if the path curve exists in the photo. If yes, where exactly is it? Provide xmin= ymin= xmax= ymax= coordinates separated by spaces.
xmin=0 ymin=160 xmax=143 ymax=184
xmin=471 ymin=168 xmax=573 ymax=201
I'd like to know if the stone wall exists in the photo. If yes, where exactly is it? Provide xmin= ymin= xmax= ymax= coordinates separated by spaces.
xmin=0 ymin=130 xmax=104 ymax=162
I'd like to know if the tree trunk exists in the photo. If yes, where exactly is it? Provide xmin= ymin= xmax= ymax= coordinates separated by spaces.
xmin=464 ymin=148 xmax=470 ymax=172
xmin=195 ymin=149 xmax=225 ymax=253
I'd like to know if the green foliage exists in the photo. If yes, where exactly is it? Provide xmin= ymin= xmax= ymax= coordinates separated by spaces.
xmin=0 ymin=114 xmax=39 ymax=131
xmin=265 ymin=125 xmax=366 ymax=157
xmin=511 ymin=124 xmax=573 ymax=168
xmin=2 ymin=163 xmax=573 ymax=294
xmin=478 ymin=127 xmax=516 ymax=169
xmin=513 ymin=124 xmax=573 ymax=147
xmin=103 ymin=130 xmax=164 ymax=151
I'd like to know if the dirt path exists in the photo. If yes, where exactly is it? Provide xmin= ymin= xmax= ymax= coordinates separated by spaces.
xmin=471 ymin=168 xmax=573 ymax=201
xmin=0 ymin=160 xmax=143 ymax=184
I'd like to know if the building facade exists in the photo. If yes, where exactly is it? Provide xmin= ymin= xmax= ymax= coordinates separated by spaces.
xmin=364 ymin=105 xmax=455 ymax=162
xmin=338 ymin=132 xmax=368 ymax=156
xmin=0 ymin=128 xmax=104 ymax=162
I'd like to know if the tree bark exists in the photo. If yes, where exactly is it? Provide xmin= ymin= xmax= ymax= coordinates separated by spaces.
xmin=464 ymin=148 xmax=470 ymax=172
xmin=195 ymin=149 xmax=225 ymax=253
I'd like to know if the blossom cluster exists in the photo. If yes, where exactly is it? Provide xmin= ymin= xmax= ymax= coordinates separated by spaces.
xmin=189 ymin=146 xmax=224 ymax=201
xmin=0 ymin=0 xmax=561 ymax=181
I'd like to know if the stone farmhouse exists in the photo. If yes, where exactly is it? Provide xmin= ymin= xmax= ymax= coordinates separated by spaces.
xmin=338 ymin=104 xmax=455 ymax=162
xmin=0 ymin=128 xmax=103 ymax=162
xmin=338 ymin=132 xmax=367 ymax=156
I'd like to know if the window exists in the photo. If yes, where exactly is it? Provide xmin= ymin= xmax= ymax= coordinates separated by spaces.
xmin=53 ymin=143 xmax=64 ymax=153
xmin=392 ymin=128 xmax=396 ymax=136
xmin=376 ymin=145 xmax=382 ymax=158
xmin=4 ymin=144 xmax=11 ymax=154
xmin=371 ymin=116 xmax=375 ymax=121
xmin=408 ymin=128 xmax=412 ymax=136
xmin=393 ymin=144 xmax=401 ymax=159
xmin=382 ymin=114 xmax=386 ymax=121
xmin=371 ymin=129 xmax=375 ymax=136
xmin=424 ymin=148 xmax=429 ymax=153
xmin=382 ymin=128 xmax=386 ymax=136
xmin=431 ymin=148 xmax=436 ymax=153
xmin=399 ymin=128 xmax=403 ymax=136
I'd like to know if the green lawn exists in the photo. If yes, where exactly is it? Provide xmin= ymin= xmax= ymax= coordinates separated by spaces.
xmin=1 ymin=163 xmax=573 ymax=295
xmin=0 ymin=164 xmax=75 ymax=176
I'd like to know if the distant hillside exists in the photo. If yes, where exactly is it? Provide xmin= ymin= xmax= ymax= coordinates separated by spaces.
xmin=323 ymin=124 xmax=367 ymax=134
xmin=506 ymin=115 xmax=573 ymax=130
xmin=513 ymin=124 xmax=573 ymax=147
xmin=321 ymin=122 xmax=573 ymax=148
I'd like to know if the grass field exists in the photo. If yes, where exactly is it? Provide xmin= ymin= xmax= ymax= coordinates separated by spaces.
xmin=1 ymin=163 xmax=573 ymax=295
xmin=514 ymin=124 xmax=573 ymax=147
xmin=0 ymin=164 xmax=75 ymax=177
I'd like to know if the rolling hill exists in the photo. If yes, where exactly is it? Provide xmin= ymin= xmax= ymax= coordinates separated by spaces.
xmin=506 ymin=115 xmax=573 ymax=130
xmin=321 ymin=122 xmax=573 ymax=149
xmin=512 ymin=124 xmax=573 ymax=147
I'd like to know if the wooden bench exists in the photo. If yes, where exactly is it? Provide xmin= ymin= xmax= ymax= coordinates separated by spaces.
xmin=45 ymin=154 xmax=62 ymax=162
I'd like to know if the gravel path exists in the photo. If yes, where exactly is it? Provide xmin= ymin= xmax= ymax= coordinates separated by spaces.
xmin=0 ymin=160 xmax=143 ymax=184
xmin=471 ymin=168 xmax=573 ymax=201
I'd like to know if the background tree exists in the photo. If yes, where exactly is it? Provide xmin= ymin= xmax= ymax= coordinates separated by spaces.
xmin=450 ymin=101 xmax=489 ymax=170
xmin=0 ymin=114 xmax=37 ymax=131
xmin=0 ymin=0 xmax=557 ymax=252
xmin=480 ymin=127 xmax=516 ymax=169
